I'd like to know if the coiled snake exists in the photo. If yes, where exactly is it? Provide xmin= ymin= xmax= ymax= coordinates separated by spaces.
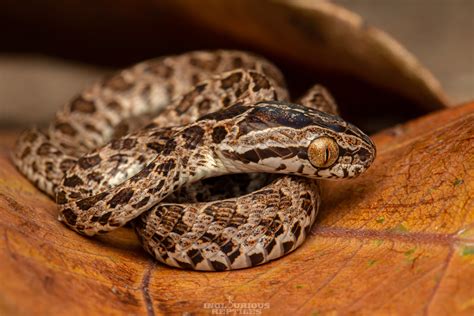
xmin=13 ymin=50 xmax=376 ymax=271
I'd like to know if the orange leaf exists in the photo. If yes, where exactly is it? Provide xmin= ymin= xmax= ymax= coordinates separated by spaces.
xmin=0 ymin=102 xmax=472 ymax=315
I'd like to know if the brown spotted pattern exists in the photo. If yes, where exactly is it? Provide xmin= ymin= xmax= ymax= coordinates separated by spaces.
xmin=12 ymin=50 xmax=375 ymax=270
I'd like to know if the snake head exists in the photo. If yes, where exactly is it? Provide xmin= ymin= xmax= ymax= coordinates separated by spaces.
xmin=215 ymin=101 xmax=376 ymax=179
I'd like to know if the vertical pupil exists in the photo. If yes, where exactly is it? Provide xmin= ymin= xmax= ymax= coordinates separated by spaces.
xmin=325 ymin=146 xmax=330 ymax=163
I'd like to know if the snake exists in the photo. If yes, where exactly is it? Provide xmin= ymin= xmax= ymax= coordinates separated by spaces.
xmin=13 ymin=50 xmax=376 ymax=271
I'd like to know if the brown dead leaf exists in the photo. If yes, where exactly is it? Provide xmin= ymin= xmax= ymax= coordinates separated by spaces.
xmin=1 ymin=0 xmax=451 ymax=133
xmin=0 ymin=102 xmax=472 ymax=315
xmin=157 ymin=0 xmax=449 ymax=110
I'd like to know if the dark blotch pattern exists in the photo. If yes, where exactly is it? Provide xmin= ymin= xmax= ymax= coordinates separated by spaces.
xmin=282 ymin=240 xmax=294 ymax=254
xmin=147 ymin=179 xmax=165 ymax=194
xmin=78 ymin=154 xmax=101 ymax=169
xmin=70 ymin=96 xmax=96 ymax=113
xmin=37 ymin=143 xmax=53 ymax=156
xmin=84 ymin=123 xmax=101 ymax=135
xmin=111 ymin=138 xmax=137 ymax=150
xmin=107 ymin=101 xmax=122 ymax=111
xmin=212 ymin=126 xmax=228 ymax=144
xmin=189 ymin=249 xmax=204 ymax=265
xmin=176 ymin=260 xmax=194 ymax=270
xmin=249 ymin=253 xmax=264 ymax=266
xmin=176 ymin=89 xmax=199 ymax=114
xmin=98 ymin=212 xmax=112 ymax=225
xmin=145 ymin=63 xmax=174 ymax=78
xmin=265 ymin=238 xmax=276 ymax=255
xmin=198 ymin=99 xmax=211 ymax=112
xmin=20 ymin=147 xmax=31 ymax=159
xmin=146 ymin=142 xmax=164 ymax=153
xmin=76 ymin=192 xmax=109 ymax=211
xmin=56 ymin=191 xmax=67 ymax=204
xmin=23 ymin=131 xmax=38 ymax=143
xmin=291 ymin=223 xmax=302 ymax=241
xmin=162 ymin=139 xmax=177 ymax=155
xmin=195 ymin=83 xmax=207 ymax=93
xmin=103 ymin=74 xmax=134 ymax=91
xmin=221 ymin=72 xmax=243 ymax=89
xmin=231 ymin=146 xmax=304 ymax=164
xmin=63 ymin=175 xmax=84 ymax=187
xmin=62 ymin=209 xmax=77 ymax=226
xmin=55 ymin=122 xmax=77 ymax=136
xmin=211 ymin=260 xmax=228 ymax=271
xmin=182 ymin=125 xmax=205 ymax=149
xmin=156 ymin=159 xmax=176 ymax=176
xmin=221 ymin=241 xmax=235 ymax=254
xmin=222 ymin=96 xmax=231 ymax=107
xmin=132 ymin=196 xmax=150 ymax=209
xmin=234 ymin=80 xmax=250 ymax=98
xmin=301 ymin=193 xmax=313 ymax=216
xmin=131 ymin=162 xmax=156 ymax=183
xmin=242 ymin=150 xmax=259 ymax=163
xmin=87 ymin=172 xmax=103 ymax=183
xmin=249 ymin=72 xmax=271 ymax=91
xmin=108 ymin=188 xmax=134 ymax=208
xmin=232 ymin=56 xmax=243 ymax=68
xmin=227 ymin=248 xmax=241 ymax=264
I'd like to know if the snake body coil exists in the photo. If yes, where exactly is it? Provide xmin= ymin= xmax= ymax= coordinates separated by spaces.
xmin=13 ymin=50 xmax=376 ymax=270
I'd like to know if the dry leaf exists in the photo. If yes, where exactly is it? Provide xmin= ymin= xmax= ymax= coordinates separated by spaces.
xmin=1 ymin=0 xmax=449 ymax=118
xmin=0 ymin=102 xmax=472 ymax=315
xmin=157 ymin=0 xmax=450 ymax=110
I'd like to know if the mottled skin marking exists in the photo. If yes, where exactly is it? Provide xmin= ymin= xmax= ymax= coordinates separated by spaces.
xmin=70 ymin=96 xmax=96 ymax=113
xmin=145 ymin=63 xmax=174 ymax=78
xmin=110 ymin=138 xmax=137 ymax=150
xmin=108 ymin=188 xmax=134 ymax=208
xmin=104 ymin=74 xmax=134 ymax=91
xmin=77 ymin=155 xmax=102 ymax=169
xmin=212 ymin=126 xmax=228 ymax=144
xmin=107 ymin=101 xmax=122 ymax=112
xmin=63 ymin=175 xmax=84 ymax=187
xmin=87 ymin=172 xmax=103 ymax=183
xmin=221 ymin=72 xmax=243 ymax=89
xmin=36 ymin=143 xmax=54 ymax=156
xmin=182 ymin=126 xmax=205 ymax=149
xmin=176 ymin=89 xmax=202 ymax=114
xmin=62 ymin=208 xmax=77 ymax=226
xmin=76 ymin=192 xmax=109 ymax=211
xmin=20 ymin=147 xmax=31 ymax=159
xmin=249 ymin=72 xmax=271 ymax=91
xmin=55 ymin=122 xmax=77 ymax=136
xmin=12 ymin=50 xmax=376 ymax=271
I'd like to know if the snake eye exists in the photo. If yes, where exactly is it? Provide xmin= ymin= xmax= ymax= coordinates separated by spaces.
xmin=308 ymin=137 xmax=339 ymax=168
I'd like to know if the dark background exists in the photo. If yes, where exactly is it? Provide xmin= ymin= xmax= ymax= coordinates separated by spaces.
xmin=0 ymin=0 xmax=472 ymax=131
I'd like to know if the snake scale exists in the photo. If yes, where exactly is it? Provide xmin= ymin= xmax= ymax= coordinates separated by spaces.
xmin=13 ymin=50 xmax=376 ymax=271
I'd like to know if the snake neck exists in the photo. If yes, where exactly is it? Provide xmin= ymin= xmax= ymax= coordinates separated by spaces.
xmin=57 ymin=123 xmax=233 ymax=235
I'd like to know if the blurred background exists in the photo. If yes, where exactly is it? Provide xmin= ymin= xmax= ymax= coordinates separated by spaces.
xmin=337 ymin=0 xmax=473 ymax=104
xmin=0 ymin=0 xmax=472 ymax=132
